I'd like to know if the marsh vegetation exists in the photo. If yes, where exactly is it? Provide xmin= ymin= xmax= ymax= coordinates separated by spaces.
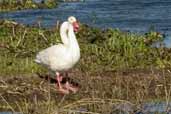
xmin=0 ymin=20 xmax=171 ymax=114
xmin=0 ymin=0 xmax=58 ymax=12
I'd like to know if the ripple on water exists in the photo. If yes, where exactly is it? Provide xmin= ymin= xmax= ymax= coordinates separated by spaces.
xmin=0 ymin=0 xmax=171 ymax=35
xmin=0 ymin=112 xmax=21 ymax=114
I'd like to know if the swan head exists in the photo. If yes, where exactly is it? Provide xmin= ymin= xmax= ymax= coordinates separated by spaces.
xmin=68 ymin=16 xmax=79 ymax=32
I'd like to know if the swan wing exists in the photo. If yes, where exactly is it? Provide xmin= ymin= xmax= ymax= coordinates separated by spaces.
xmin=35 ymin=44 xmax=69 ymax=70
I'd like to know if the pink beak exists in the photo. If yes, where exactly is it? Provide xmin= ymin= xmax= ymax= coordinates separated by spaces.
xmin=73 ymin=21 xmax=79 ymax=32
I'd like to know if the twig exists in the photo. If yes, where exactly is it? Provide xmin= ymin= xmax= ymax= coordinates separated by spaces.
xmin=39 ymin=31 xmax=48 ymax=44
xmin=0 ymin=79 xmax=8 ymax=86
xmin=0 ymin=94 xmax=15 ymax=112
xmin=15 ymin=102 xmax=24 ymax=114
xmin=12 ymin=25 xmax=16 ymax=37
xmin=16 ymin=29 xmax=27 ymax=48
xmin=62 ymin=98 xmax=134 ymax=109
xmin=47 ymin=77 xmax=51 ymax=114
xmin=0 ymin=85 xmax=8 ymax=88
xmin=59 ymin=109 xmax=100 ymax=114
xmin=39 ymin=80 xmax=48 ymax=93
xmin=7 ymin=90 xmax=22 ymax=95
xmin=56 ymin=20 xmax=60 ymax=30
xmin=58 ymin=95 xmax=66 ymax=107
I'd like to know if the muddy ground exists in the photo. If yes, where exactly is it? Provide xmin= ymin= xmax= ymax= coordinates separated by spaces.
xmin=0 ymin=68 xmax=171 ymax=113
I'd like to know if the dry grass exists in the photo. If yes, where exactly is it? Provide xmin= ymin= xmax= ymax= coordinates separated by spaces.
xmin=0 ymin=69 xmax=171 ymax=113
xmin=0 ymin=20 xmax=171 ymax=113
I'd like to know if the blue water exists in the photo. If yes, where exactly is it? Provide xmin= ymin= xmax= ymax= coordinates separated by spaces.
xmin=0 ymin=0 xmax=171 ymax=47
xmin=153 ymin=35 xmax=171 ymax=48
xmin=0 ymin=112 xmax=20 ymax=114
xmin=0 ymin=0 xmax=171 ymax=35
xmin=142 ymin=102 xmax=171 ymax=114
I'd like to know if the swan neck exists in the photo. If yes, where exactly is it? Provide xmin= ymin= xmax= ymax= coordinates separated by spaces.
xmin=60 ymin=22 xmax=69 ymax=45
xmin=60 ymin=22 xmax=79 ymax=53
xmin=68 ymin=24 xmax=79 ymax=48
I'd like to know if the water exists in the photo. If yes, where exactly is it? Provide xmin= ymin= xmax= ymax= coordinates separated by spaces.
xmin=114 ymin=102 xmax=171 ymax=114
xmin=152 ymin=35 xmax=171 ymax=48
xmin=142 ymin=102 xmax=171 ymax=114
xmin=0 ymin=0 xmax=171 ymax=47
xmin=77 ymin=102 xmax=171 ymax=114
xmin=0 ymin=112 xmax=20 ymax=114
xmin=0 ymin=0 xmax=171 ymax=34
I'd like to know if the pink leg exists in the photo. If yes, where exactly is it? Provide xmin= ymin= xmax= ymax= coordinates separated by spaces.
xmin=64 ymin=81 xmax=79 ymax=93
xmin=56 ymin=72 xmax=69 ymax=94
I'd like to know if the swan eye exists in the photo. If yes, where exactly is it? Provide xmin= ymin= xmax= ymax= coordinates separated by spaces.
xmin=70 ymin=19 xmax=73 ymax=22
xmin=68 ymin=16 xmax=77 ymax=23
xmin=70 ymin=18 xmax=74 ymax=23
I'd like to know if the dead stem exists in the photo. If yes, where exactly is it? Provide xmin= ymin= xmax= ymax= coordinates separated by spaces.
xmin=0 ymin=94 xmax=15 ymax=112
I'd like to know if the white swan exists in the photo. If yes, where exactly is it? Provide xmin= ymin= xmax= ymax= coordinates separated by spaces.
xmin=35 ymin=16 xmax=80 ymax=94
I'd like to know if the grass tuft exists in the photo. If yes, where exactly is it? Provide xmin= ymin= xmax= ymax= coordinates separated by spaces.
xmin=0 ymin=20 xmax=171 ymax=113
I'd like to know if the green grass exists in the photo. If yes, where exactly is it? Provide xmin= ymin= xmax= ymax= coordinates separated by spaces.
xmin=78 ymin=25 xmax=171 ymax=72
xmin=0 ymin=19 xmax=171 ymax=75
xmin=0 ymin=0 xmax=58 ymax=12
xmin=1 ymin=20 xmax=171 ymax=114
xmin=0 ymin=20 xmax=61 ymax=75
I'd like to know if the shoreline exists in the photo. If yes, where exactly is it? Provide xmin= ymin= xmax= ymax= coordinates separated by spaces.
xmin=0 ymin=19 xmax=171 ymax=113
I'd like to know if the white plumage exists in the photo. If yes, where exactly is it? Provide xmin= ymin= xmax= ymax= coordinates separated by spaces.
xmin=35 ymin=18 xmax=80 ymax=72
xmin=35 ymin=16 xmax=80 ymax=94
